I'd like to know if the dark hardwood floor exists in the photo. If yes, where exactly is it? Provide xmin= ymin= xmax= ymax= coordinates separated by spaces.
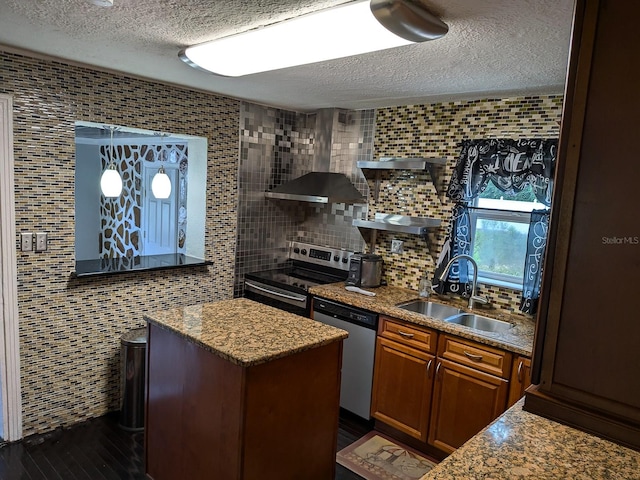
xmin=0 ymin=409 xmax=372 ymax=479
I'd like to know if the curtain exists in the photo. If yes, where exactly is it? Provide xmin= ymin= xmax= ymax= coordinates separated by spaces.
xmin=520 ymin=209 xmax=550 ymax=315
xmin=435 ymin=138 xmax=557 ymax=315
xmin=432 ymin=204 xmax=473 ymax=297
xmin=447 ymin=138 xmax=557 ymax=206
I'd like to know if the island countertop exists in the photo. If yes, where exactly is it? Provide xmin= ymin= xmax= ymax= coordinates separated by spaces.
xmin=420 ymin=399 xmax=640 ymax=479
xmin=144 ymin=297 xmax=347 ymax=367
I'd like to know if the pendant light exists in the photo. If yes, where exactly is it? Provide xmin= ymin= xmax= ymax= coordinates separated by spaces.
xmin=100 ymin=126 xmax=123 ymax=198
xmin=151 ymin=137 xmax=171 ymax=199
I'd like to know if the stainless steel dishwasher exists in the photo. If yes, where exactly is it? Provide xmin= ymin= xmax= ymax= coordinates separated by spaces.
xmin=312 ymin=297 xmax=378 ymax=420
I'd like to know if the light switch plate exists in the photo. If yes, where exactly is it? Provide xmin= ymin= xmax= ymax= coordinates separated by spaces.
xmin=35 ymin=232 xmax=48 ymax=252
xmin=21 ymin=232 xmax=34 ymax=252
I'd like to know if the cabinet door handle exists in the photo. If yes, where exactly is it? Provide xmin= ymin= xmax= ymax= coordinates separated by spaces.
xmin=397 ymin=330 xmax=414 ymax=338
xmin=463 ymin=350 xmax=483 ymax=362
xmin=517 ymin=361 xmax=524 ymax=383
xmin=435 ymin=361 xmax=442 ymax=379
xmin=427 ymin=359 xmax=433 ymax=378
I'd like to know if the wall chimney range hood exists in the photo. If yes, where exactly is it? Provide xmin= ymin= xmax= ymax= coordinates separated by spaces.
xmin=264 ymin=172 xmax=365 ymax=204
xmin=264 ymin=108 xmax=366 ymax=204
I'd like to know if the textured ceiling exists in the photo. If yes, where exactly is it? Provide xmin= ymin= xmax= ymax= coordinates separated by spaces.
xmin=0 ymin=0 xmax=575 ymax=112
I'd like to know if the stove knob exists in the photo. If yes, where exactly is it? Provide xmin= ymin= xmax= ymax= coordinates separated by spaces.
xmin=301 ymin=249 xmax=307 ymax=255
xmin=293 ymin=247 xmax=300 ymax=254
xmin=333 ymin=255 xmax=340 ymax=262
xmin=342 ymin=257 xmax=349 ymax=263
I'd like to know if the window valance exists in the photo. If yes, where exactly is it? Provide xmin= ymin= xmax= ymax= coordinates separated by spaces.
xmin=447 ymin=138 xmax=558 ymax=206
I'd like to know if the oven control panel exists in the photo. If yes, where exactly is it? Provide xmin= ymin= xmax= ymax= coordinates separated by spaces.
xmin=289 ymin=241 xmax=354 ymax=271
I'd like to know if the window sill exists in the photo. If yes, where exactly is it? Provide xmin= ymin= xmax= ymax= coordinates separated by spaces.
xmin=477 ymin=275 xmax=523 ymax=292
xmin=73 ymin=254 xmax=212 ymax=277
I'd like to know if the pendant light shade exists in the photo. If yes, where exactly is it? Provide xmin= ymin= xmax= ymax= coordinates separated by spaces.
xmin=101 ymin=126 xmax=122 ymax=198
xmin=101 ymin=165 xmax=123 ymax=197
xmin=152 ymin=165 xmax=171 ymax=199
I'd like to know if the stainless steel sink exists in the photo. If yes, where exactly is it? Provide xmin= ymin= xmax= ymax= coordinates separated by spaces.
xmin=397 ymin=300 xmax=463 ymax=320
xmin=444 ymin=313 xmax=513 ymax=333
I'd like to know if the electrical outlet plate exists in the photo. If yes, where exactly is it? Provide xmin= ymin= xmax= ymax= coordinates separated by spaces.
xmin=21 ymin=232 xmax=34 ymax=252
xmin=35 ymin=232 xmax=48 ymax=252
xmin=391 ymin=239 xmax=404 ymax=254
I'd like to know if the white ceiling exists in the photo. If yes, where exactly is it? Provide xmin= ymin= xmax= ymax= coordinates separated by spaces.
xmin=0 ymin=0 xmax=575 ymax=112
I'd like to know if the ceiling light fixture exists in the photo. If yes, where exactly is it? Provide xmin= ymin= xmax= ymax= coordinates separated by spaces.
xmin=179 ymin=0 xmax=448 ymax=77
xmin=100 ymin=126 xmax=123 ymax=198
xmin=151 ymin=136 xmax=172 ymax=199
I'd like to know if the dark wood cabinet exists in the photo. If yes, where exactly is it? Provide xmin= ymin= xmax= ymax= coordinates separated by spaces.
xmin=525 ymin=0 xmax=640 ymax=451
xmin=145 ymin=322 xmax=343 ymax=480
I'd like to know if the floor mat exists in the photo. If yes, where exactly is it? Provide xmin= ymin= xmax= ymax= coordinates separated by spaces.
xmin=336 ymin=431 xmax=437 ymax=480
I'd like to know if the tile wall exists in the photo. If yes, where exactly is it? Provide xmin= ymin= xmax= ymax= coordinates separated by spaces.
xmin=234 ymin=104 xmax=373 ymax=295
xmin=371 ymin=96 xmax=564 ymax=314
xmin=1 ymin=46 xmax=563 ymax=437
xmin=1 ymin=50 xmax=240 ymax=436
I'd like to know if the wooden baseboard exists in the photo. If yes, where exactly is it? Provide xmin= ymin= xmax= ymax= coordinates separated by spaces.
xmin=524 ymin=385 xmax=640 ymax=452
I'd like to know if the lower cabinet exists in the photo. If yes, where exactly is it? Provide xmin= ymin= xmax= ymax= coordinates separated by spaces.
xmin=507 ymin=355 xmax=532 ymax=408
xmin=428 ymin=358 xmax=509 ymax=454
xmin=371 ymin=316 xmax=520 ymax=456
xmin=371 ymin=336 xmax=435 ymax=441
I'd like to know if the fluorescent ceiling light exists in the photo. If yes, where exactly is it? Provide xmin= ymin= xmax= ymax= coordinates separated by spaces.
xmin=180 ymin=0 xmax=447 ymax=77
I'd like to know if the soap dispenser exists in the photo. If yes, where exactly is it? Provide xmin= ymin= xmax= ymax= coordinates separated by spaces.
xmin=419 ymin=275 xmax=432 ymax=298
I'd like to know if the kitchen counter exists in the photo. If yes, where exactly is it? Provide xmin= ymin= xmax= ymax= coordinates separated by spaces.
xmin=144 ymin=297 xmax=347 ymax=367
xmin=144 ymin=298 xmax=347 ymax=479
xmin=309 ymin=283 xmax=534 ymax=356
xmin=420 ymin=398 xmax=640 ymax=479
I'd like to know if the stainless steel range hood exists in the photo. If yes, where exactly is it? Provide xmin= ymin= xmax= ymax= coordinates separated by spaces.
xmin=264 ymin=109 xmax=366 ymax=204
xmin=265 ymin=172 xmax=365 ymax=204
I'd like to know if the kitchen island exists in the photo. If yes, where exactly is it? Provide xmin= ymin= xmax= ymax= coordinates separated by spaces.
xmin=420 ymin=398 xmax=640 ymax=479
xmin=143 ymin=298 xmax=348 ymax=480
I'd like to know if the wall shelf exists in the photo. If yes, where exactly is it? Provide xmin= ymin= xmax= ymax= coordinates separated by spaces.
xmin=353 ymin=213 xmax=441 ymax=253
xmin=357 ymin=157 xmax=447 ymax=199
xmin=353 ymin=213 xmax=441 ymax=235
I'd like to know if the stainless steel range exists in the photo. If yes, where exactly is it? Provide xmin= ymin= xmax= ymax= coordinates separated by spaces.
xmin=244 ymin=241 xmax=354 ymax=317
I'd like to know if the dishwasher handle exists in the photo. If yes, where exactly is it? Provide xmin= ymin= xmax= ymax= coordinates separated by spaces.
xmin=313 ymin=298 xmax=378 ymax=330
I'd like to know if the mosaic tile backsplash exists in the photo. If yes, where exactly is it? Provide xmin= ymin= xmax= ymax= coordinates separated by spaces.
xmin=371 ymin=96 xmax=563 ymax=314
xmin=1 ymin=50 xmax=240 ymax=436
xmin=234 ymin=104 xmax=373 ymax=296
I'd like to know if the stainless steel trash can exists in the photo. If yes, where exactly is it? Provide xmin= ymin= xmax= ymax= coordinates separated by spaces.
xmin=119 ymin=327 xmax=147 ymax=431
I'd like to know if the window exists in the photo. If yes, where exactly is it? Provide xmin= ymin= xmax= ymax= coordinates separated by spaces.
xmin=469 ymin=182 xmax=545 ymax=289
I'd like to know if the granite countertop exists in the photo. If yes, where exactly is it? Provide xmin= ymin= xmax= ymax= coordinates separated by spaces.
xmin=420 ymin=399 xmax=640 ymax=479
xmin=309 ymin=283 xmax=534 ymax=356
xmin=144 ymin=298 xmax=348 ymax=367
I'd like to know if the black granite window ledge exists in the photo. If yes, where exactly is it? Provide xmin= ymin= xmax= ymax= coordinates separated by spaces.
xmin=73 ymin=254 xmax=212 ymax=277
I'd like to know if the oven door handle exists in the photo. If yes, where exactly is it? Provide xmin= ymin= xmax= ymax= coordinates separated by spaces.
xmin=245 ymin=281 xmax=307 ymax=302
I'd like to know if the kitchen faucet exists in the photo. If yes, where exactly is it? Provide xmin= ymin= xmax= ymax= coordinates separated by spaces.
xmin=438 ymin=254 xmax=489 ymax=310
